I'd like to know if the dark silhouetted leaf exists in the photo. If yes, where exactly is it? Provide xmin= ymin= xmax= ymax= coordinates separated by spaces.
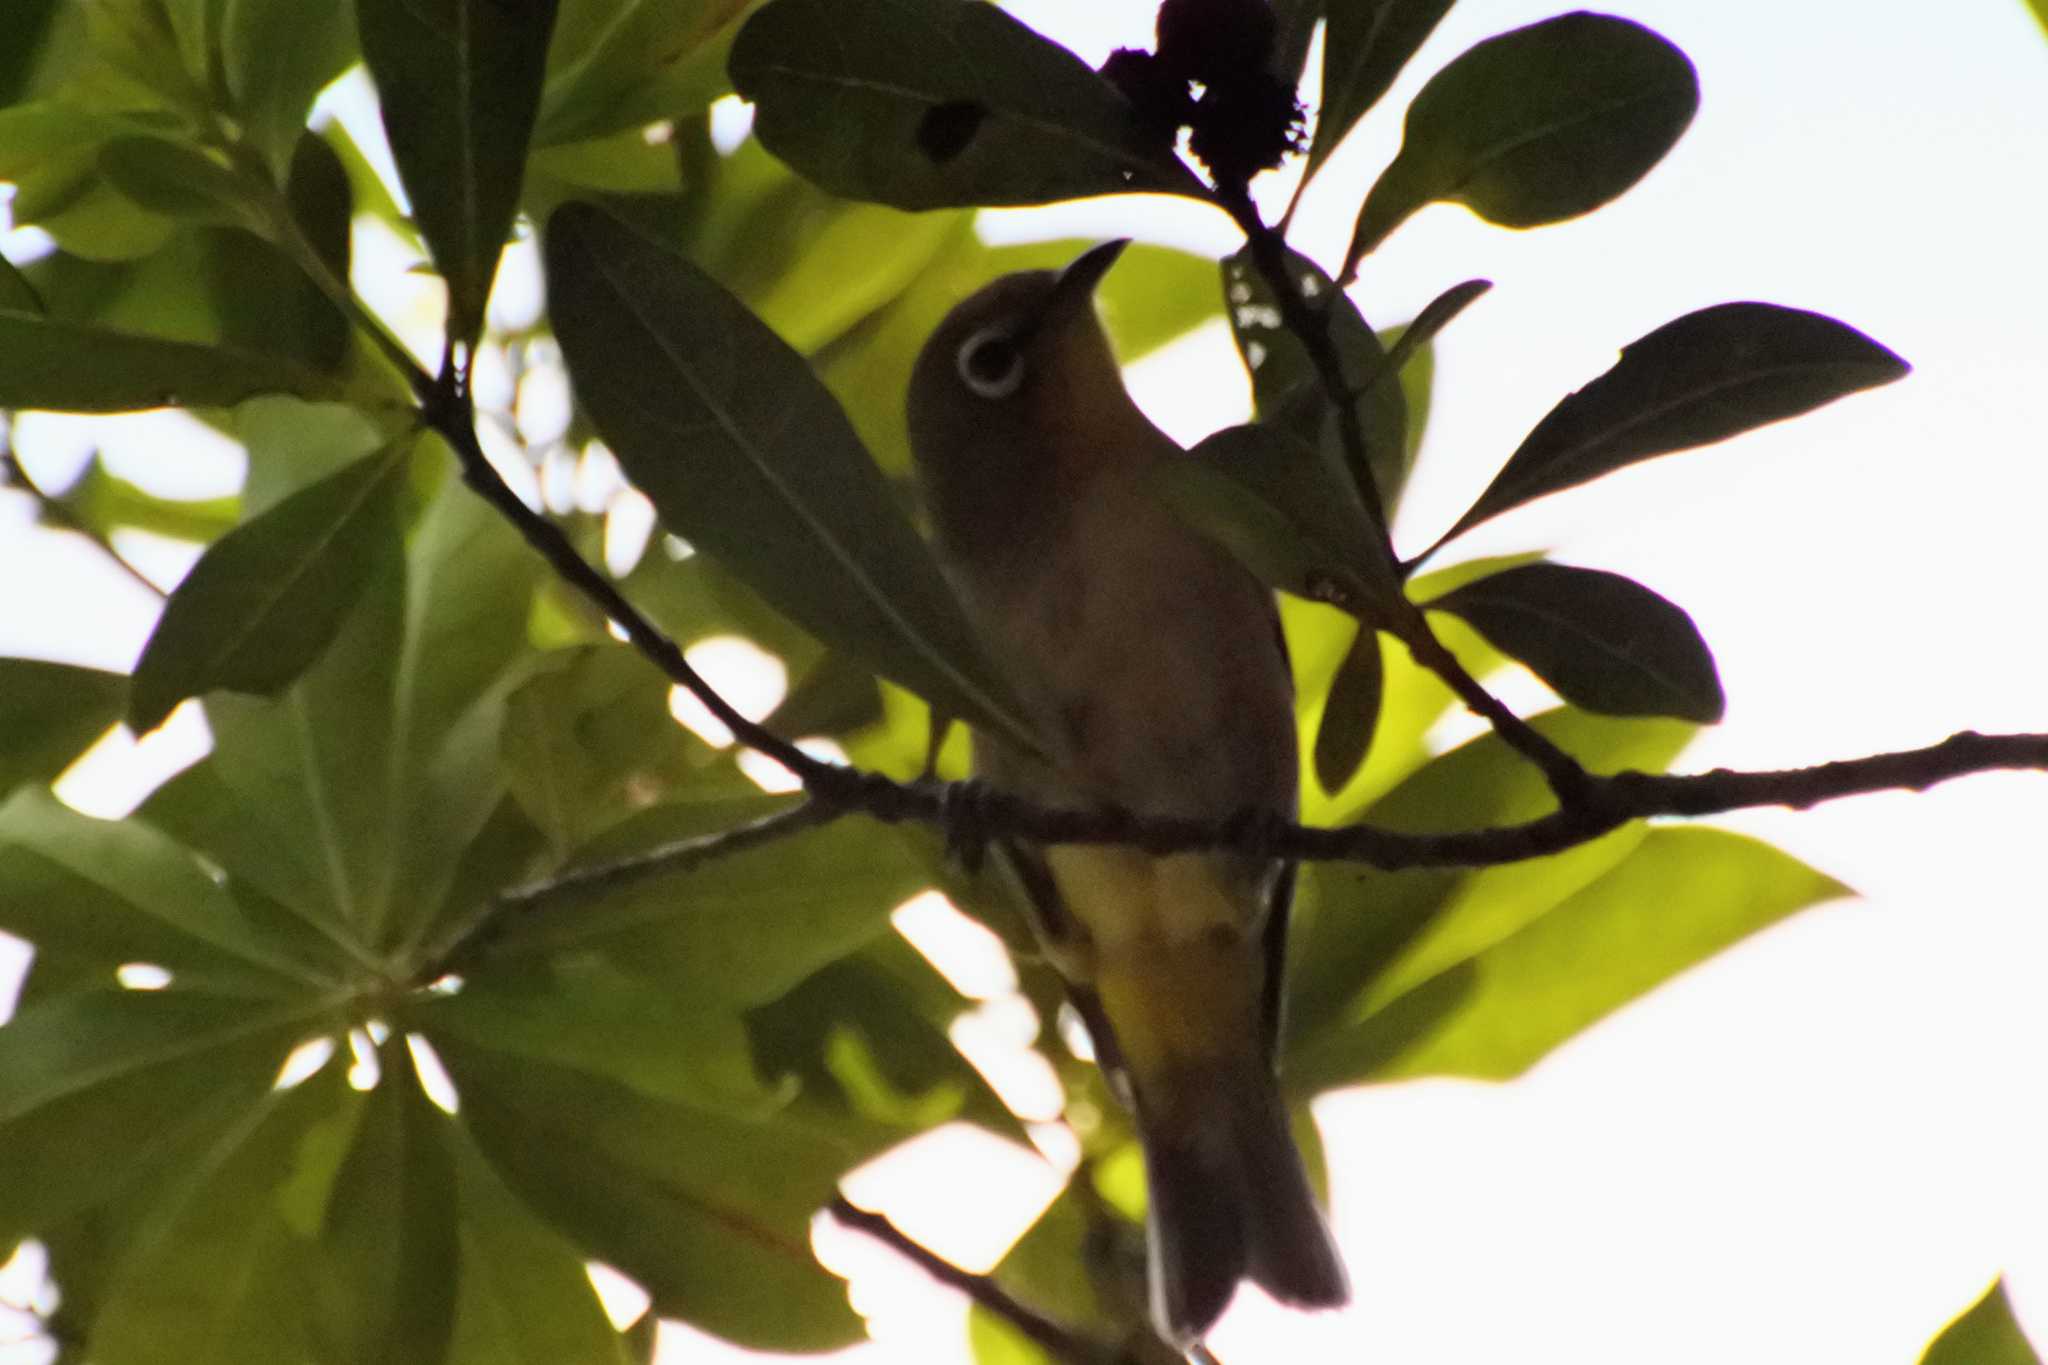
xmin=1440 ymin=302 xmax=1911 ymax=544
xmin=730 ymin=0 xmax=1202 ymax=209
xmin=438 ymin=1039 xmax=864 ymax=1351
xmin=357 ymin=0 xmax=560 ymax=344
xmin=0 ymin=310 xmax=343 ymax=410
xmin=1313 ymin=623 xmax=1383 ymax=795
xmin=1222 ymin=244 xmax=1411 ymax=513
xmin=1157 ymin=423 xmax=1403 ymax=620
xmin=1921 ymin=1279 xmax=2042 ymax=1365
xmin=0 ymin=253 xmax=43 ymax=312
xmin=129 ymin=441 xmax=409 ymax=734
xmin=0 ymin=660 xmax=124 ymax=796
xmin=545 ymin=202 xmax=1038 ymax=752
xmin=1310 ymin=0 xmax=1455 ymax=174
xmin=1346 ymin=13 xmax=1697 ymax=269
xmin=1426 ymin=560 xmax=1723 ymax=722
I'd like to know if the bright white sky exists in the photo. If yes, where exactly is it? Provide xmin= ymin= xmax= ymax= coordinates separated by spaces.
xmin=4 ymin=1 xmax=2047 ymax=1362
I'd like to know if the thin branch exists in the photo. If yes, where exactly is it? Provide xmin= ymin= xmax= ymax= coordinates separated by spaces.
xmin=1209 ymin=186 xmax=1590 ymax=801
xmin=828 ymin=1195 xmax=1115 ymax=1365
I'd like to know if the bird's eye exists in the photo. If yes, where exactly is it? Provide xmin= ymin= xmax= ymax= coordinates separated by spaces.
xmin=956 ymin=327 xmax=1026 ymax=399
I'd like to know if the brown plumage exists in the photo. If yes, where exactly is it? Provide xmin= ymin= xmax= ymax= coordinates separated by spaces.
xmin=906 ymin=242 xmax=1348 ymax=1345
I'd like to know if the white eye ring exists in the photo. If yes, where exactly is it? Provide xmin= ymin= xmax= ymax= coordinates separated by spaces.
xmin=956 ymin=326 xmax=1026 ymax=399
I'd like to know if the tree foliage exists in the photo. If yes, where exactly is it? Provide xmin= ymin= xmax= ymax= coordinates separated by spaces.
xmin=0 ymin=1 xmax=2027 ymax=1362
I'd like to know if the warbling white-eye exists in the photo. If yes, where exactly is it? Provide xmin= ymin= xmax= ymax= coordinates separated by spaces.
xmin=906 ymin=240 xmax=1348 ymax=1345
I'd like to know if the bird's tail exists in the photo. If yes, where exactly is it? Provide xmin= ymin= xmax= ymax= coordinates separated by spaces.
xmin=1093 ymin=938 xmax=1349 ymax=1345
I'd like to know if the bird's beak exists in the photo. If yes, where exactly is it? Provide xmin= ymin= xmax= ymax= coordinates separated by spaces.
xmin=1037 ymin=237 xmax=1130 ymax=335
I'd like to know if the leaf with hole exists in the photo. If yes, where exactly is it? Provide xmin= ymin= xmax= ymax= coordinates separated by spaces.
xmin=1425 ymin=560 xmax=1723 ymax=722
xmin=1346 ymin=12 xmax=1698 ymax=269
xmin=1439 ymin=302 xmax=1911 ymax=545
xmin=545 ymin=202 xmax=1039 ymax=754
xmin=729 ymin=0 xmax=1201 ymax=209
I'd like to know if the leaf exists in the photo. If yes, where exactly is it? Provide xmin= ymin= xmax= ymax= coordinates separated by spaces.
xmin=1310 ymin=0 xmax=1455 ymax=174
xmin=1438 ymin=302 xmax=1911 ymax=544
xmin=0 ymin=309 xmax=342 ymax=409
xmin=356 ymin=0 xmax=560 ymax=344
xmin=1156 ymin=422 xmax=1403 ymax=620
xmin=51 ymin=454 xmax=240 ymax=542
xmin=1312 ymin=622 xmax=1384 ymax=796
xmin=1285 ymin=708 xmax=1697 ymax=1043
xmin=536 ymin=0 xmax=756 ymax=146
xmin=544 ymin=202 xmax=1039 ymax=753
xmin=438 ymin=1038 xmax=864 ymax=1351
xmin=89 ymin=1063 xmax=356 ymax=1365
xmin=1921 ymin=1279 xmax=2043 ymax=1365
xmin=446 ymin=1129 xmax=636 ymax=1365
xmin=498 ymin=644 xmax=714 ymax=856
xmin=98 ymin=135 xmax=267 ymax=233
xmin=729 ymin=0 xmax=1202 ymax=209
xmin=314 ymin=1042 xmax=461 ymax=1365
xmin=0 ymin=660 xmax=125 ymax=796
xmin=220 ymin=0 xmax=358 ymax=180
xmin=0 ymin=253 xmax=45 ymax=312
xmin=489 ymin=811 xmax=923 ymax=1007
xmin=410 ymin=956 xmax=774 ymax=1113
xmin=0 ymin=785 xmax=319 ymax=990
xmin=129 ymin=442 xmax=410 ymax=734
xmin=1367 ymin=829 xmax=1849 ymax=1082
xmin=0 ymin=989 xmax=321 ymax=1244
xmin=1222 ymin=244 xmax=1411 ymax=514
xmin=1425 ymin=560 xmax=1723 ymax=722
xmin=1345 ymin=12 xmax=1699 ymax=270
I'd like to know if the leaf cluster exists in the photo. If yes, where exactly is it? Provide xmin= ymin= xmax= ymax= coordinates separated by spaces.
xmin=0 ymin=1 xmax=1969 ymax=1362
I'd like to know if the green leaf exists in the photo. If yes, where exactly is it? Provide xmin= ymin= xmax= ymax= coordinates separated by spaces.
xmin=98 ymin=135 xmax=267 ymax=233
xmin=411 ymin=956 xmax=774 ymax=1113
xmin=1286 ymin=708 xmax=1696 ymax=1043
xmin=0 ymin=660 xmax=125 ymax=796
xmin=544 ymin=202 xmax=1039 ymax=753
xmin=446 ymin=1127 xmax=636 ymax=1365
xmin=0 ymin=309 xmax=343 ymax=410
xmin=1222 ymin=244 xmax=1412 ymax=514
xmin=50 ymin=454 xmax=240 ymax=542
xmin=489 ymin=811 xmax=923 ymax=1007
xmin=1157 ymin=422 xmax=1403 ymax=620
xmin=1922 ymin=1279 xmax=2043 ymax=1365
xmin=0 ymin=989 xmax=321 ymax=1244
xmin=1438 ymin=302 xmax=1911 ymax=545
xmin=220 ymin=0 xmax=358 ymax=180
xmin=1426 ymin=560 xmax=1724 ymax=722
xmin=498 ymin=644 xmax=715 ymax=857
xmin=536 ymin=0 xmax=757 ymax=146
xmin=0 ymin=253 xmax=46 ymax=312
xmin=315 ymin=1042 xmax=461 ymax=1365
xmin=1312 ymin=622 xmax=1383 ymax=796
xmin=357 ymin=0 xmax=560 ymax=344
xmin=0 ymin=786 xmax=319 ymax=990
xmin=1346 ymin=13 xmax=1698 ymax=269
xmin=1369 ymin=828 xmax=1849 ymax=1082
xmin=729 ymin=0 xmax=1203 ymax=209
xmin=89 ymin=1062 xmax=355 ymax=1365
xmin=439 ymin=1038 xmax=864 ymax=1351
xmin=1310 ymin=0 xmax=1455 ymax=174
xmin=129 ymin=442 xmax=410 ymax=734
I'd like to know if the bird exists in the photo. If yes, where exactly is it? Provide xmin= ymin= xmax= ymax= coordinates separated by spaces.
xmin=905 ymin=239 xmax=1349 ymax=1346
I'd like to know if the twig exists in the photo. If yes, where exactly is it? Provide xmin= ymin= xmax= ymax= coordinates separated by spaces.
xmin=0 ymin=451 xmax=165 ymax=599
xmin=828 ymin=1195 xmax=1114 ymax=1365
